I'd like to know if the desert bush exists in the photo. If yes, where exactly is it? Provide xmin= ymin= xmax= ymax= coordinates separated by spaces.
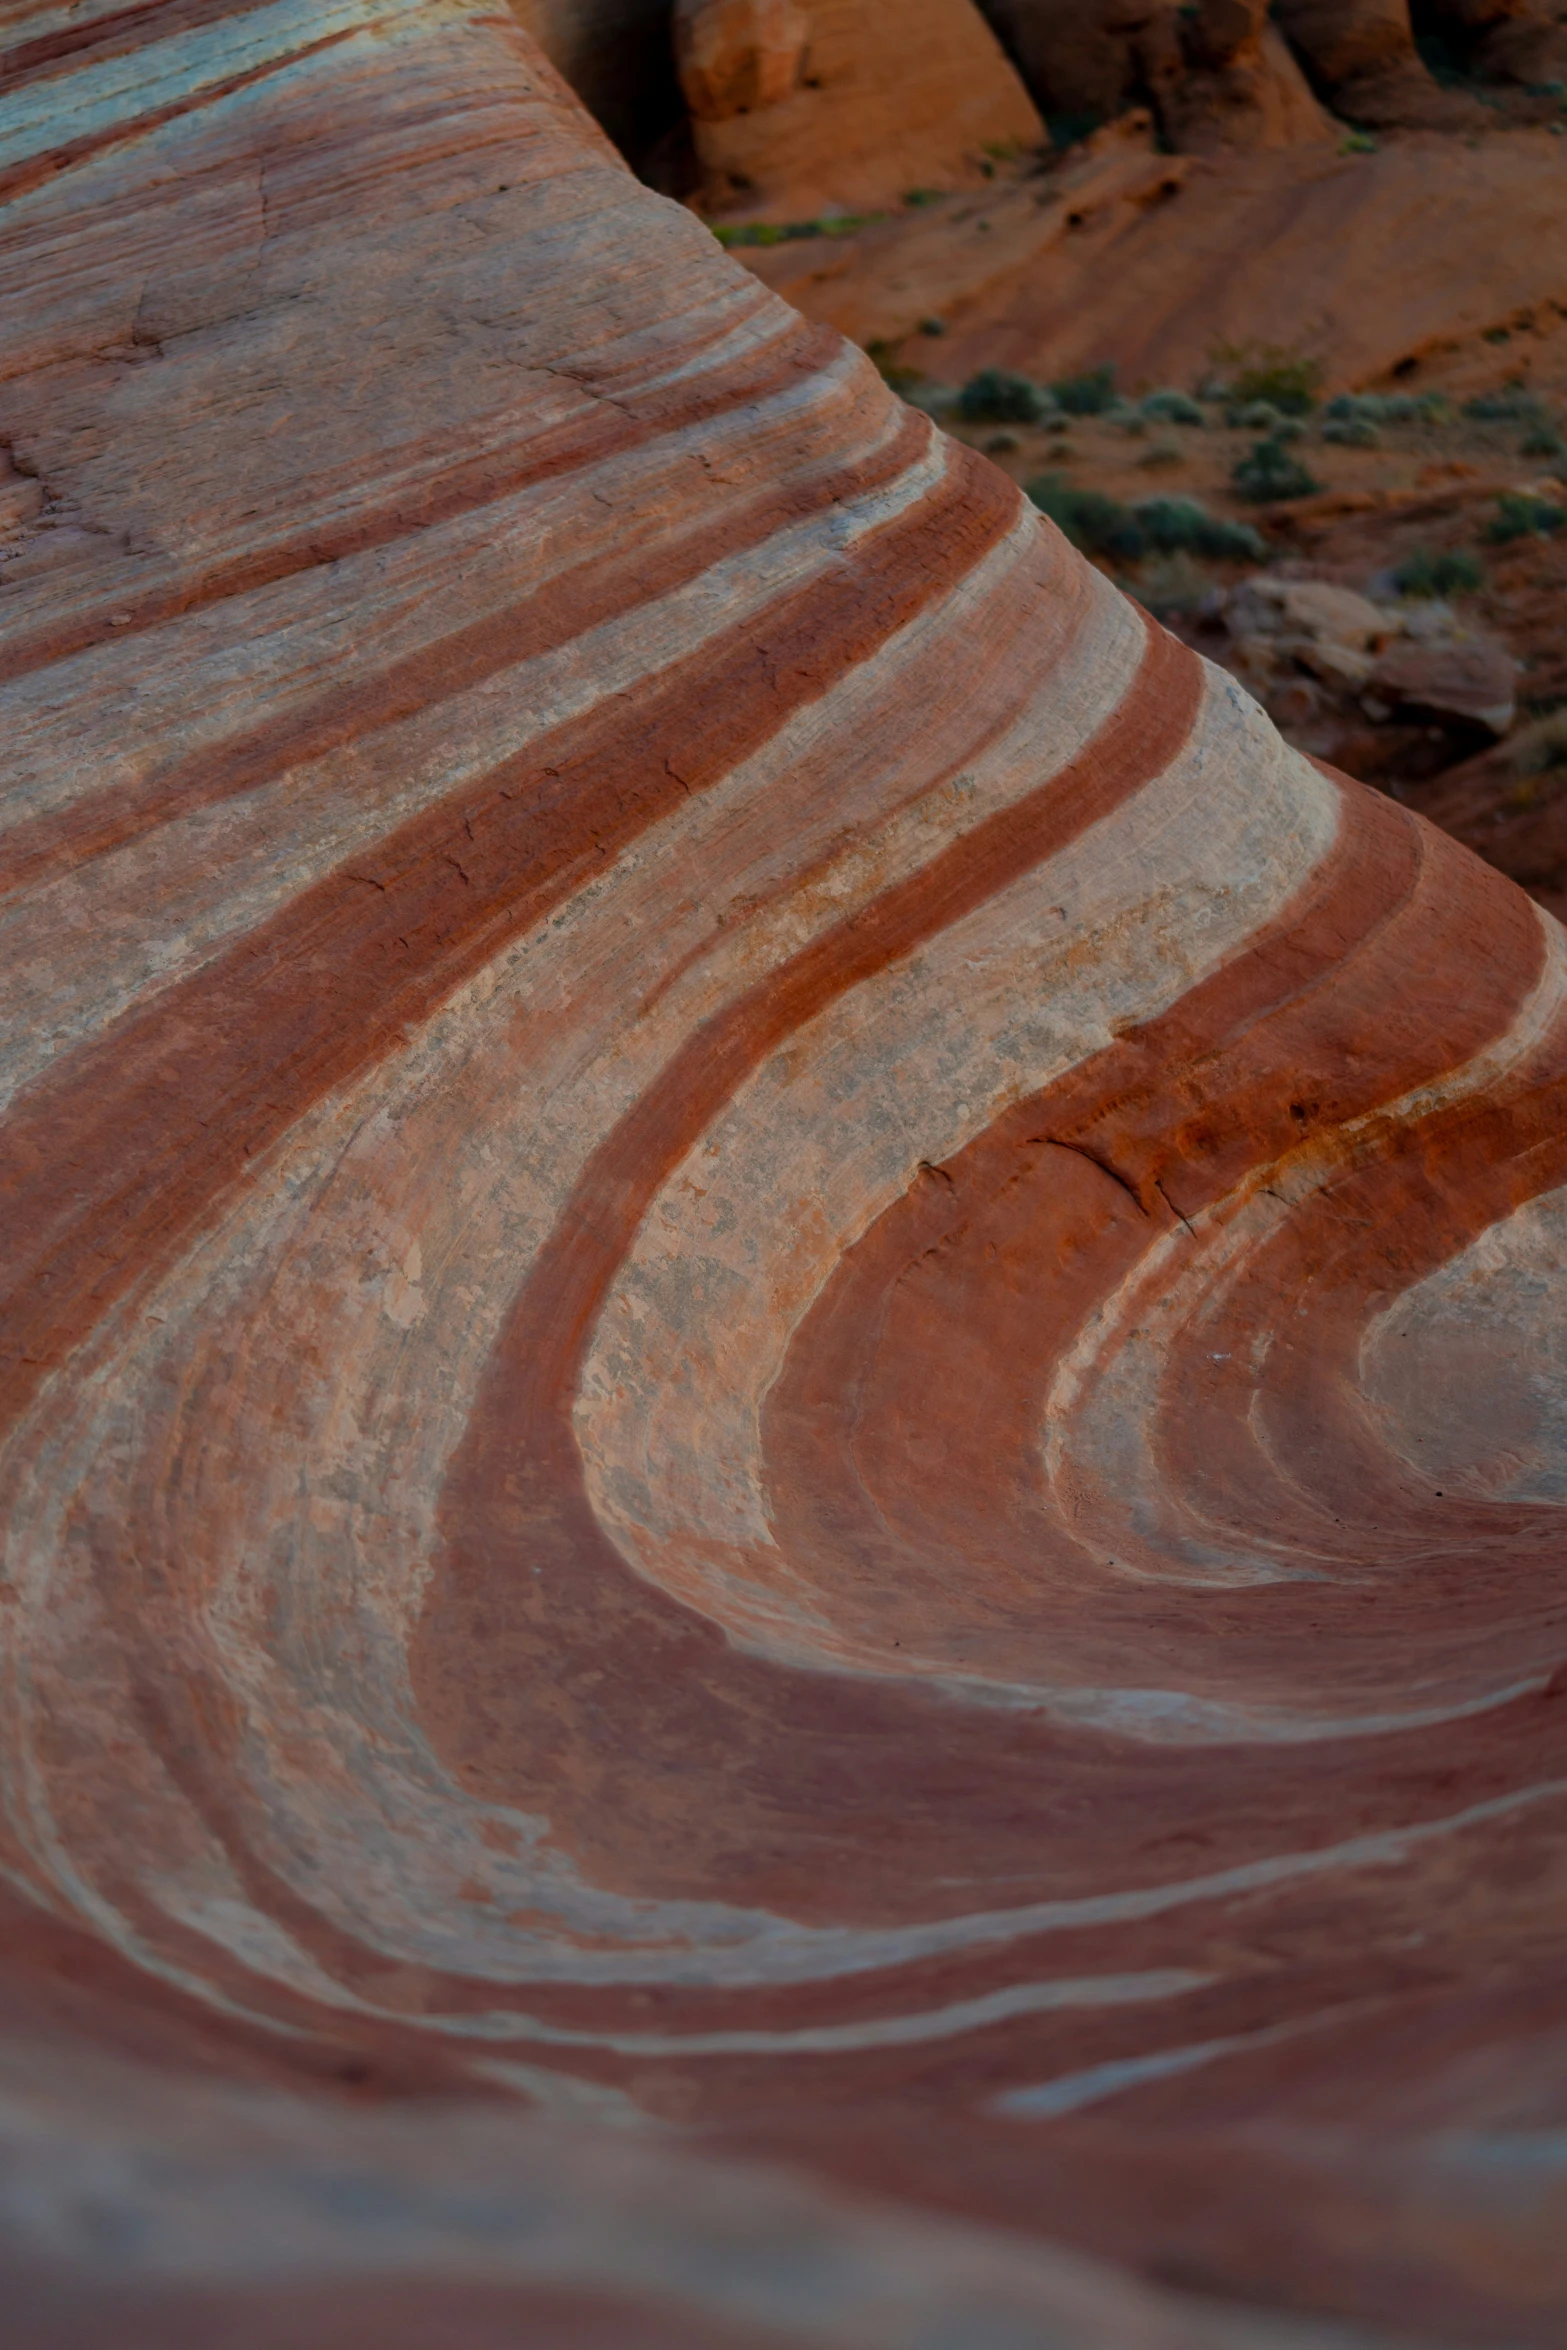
xmin=1140 ymin=389 xmax=1206 ymax=426
xmin=1137 ymin=441 xmax=1186 ymax=469
xmin=1212 ymin=343 xmax=1323 ymax=416
xmin=713 ymin=214 xmax=879 ymax=247
xmin=958 ymin=367 xmax=1052 ymax=423
xmin=1228 ymin=401 xmax=1304 ymax=441
xmin=1464 ymin=386 xmax=1547 ymax=422
xmin=1512 ymin=708 xmax=1567 ymax=775
xmin=1132 ymin=497 xmax=1265 ymax=560
xmin=1050 ymin=363 xmax=1117 ymax=416
xmin=1391 ymin=546 xmax=1484 ymax=598
xmin=1025 ymin=475 xmax=1145 ymax=559
xmin=1322 ymin=392 xmax=1441 ymax=427
xmin=1521 ymin=426 xmax=1566 ymax=458
xmin=1321 ymin=414 xmax=1380 ymax=447
xmin=1233 ymin=438 xmax=1321 ymax=502
xmin=1023 ymin=482 xmax=1264 ymax=564
xmin=1486 ymin=490 xmax=1567 ymax=543
xmin=1140 ymin=552 xmax=1212 ymax=616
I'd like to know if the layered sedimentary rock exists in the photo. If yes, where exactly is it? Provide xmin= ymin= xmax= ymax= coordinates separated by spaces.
xmin=3 ymin=2 xmax=1567 ymax=2346
xmin=674 ymin=0 xmax=1043 ymax=217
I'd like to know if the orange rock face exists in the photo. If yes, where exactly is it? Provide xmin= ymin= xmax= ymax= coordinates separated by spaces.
xmin=676 ymin=0 xmax=1044 ymax=216
xmin=3 ymin=4 xmax=1567 ymax=2347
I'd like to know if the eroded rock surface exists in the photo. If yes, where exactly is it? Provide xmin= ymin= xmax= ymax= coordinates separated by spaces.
xmin=2 ymin=2 xmax=1567 ymax=2345
xmin=675 ymin=0 xmax=1043 ymax=217
xmin=978 ymin=0 xmax=1332 ymax=149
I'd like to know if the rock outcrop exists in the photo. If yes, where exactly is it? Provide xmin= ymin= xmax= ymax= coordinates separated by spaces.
xmin=977 ymin=0 xmax=1503 ymax=136
xmin=979 ymin=0 xmax=1333 ymax=147
xmin=1159 ymin=0 xmax=1335 ymax=155
xmin=674 ymin=0 xmax=1043 ymax=217
xmin=3 ymin=2 xmax=1567 ymax=2346
xmin=1270 ymin=0 xmax=1494 ymax=125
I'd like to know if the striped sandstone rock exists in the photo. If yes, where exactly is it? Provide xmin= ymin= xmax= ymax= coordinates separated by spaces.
xmin=0 ymin=1 xmax=1564 ymax=2344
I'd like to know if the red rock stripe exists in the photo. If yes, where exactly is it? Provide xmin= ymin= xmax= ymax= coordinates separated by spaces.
xmin=0 ymin=22 xmax=365 ymax=208
xmin=1152 ymin=1037 xmax=1567 ymax=1591
xmin=761 ymin=782 xmax=1559 ymax=1697
xmin=25 ymin=604 xmax=1192 ymax=2038
xmin=0 ymin=403 xmax=925 ymax=898
xmin=0 ymin=314 xmax=838 ymax=687
xmin=0 ymin=436 xmax=1012 ymax=1436
xmin=0 ymin=0 xmax=284 ymax=93
xmin=410 ymin=620 xmax=1207 ymax=1888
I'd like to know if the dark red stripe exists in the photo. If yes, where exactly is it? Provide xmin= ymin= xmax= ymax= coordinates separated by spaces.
xmin=0 ymin=402 xmax=922 ymax=897
xmin=0 ymin=435 xmax=1013 ymax=1434
xmin=0 ymin=314 xmax=837 ymax=687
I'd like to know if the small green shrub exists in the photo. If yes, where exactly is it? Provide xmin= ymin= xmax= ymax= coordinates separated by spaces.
xmin=1464 ymin=386 xmax=1547 ymax=422
xmin=1486 ymin=490 xmax=1567 ymax=543
xmin=1132 ymin=496 xmax=1265 ymax=560
xmin=1233 ymin=437 xmax=1321 ymax=502
xmin=1025 ymin=475 xmax=1146 ymax=559
xmin=712 ymin=213 xmax=880 ymax=247
xmin=1140 ymin=551 xmax=1212 ymax=617
xmin=1512 ymin=709 xmax=1567 ymax=775
xmin=1024 ymin=482 xmax=1265 ymax=564
xmin=1140 ymin=388 xmax=1206 ymax=426
xmin=958 ymin=367 xmax=1052 ymax=423
xmin=1228 ymin=401 xmax=1305 ymax=440
xmin=1521 ymin=427 xmax=1566 ymax=458
xmin=1212 ymin=343 xmax=1323 ymax=416
xmin=1323 ymin=391 xmax=1443 ymax=427
xmin=1321 ymin=415 xmax=1381 ymax=447
xmin=1137 ymin=441 xmax=1186 ymax=469
xmin=1391 ymin=546 xmax=1485 ymax=598
xmin=1051 ymin=363 xmax=1117 ymax=416
xmin=903 ymin=187 xmax=946 ymax=208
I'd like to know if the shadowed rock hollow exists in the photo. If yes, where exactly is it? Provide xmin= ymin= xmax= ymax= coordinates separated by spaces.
xmin=2 ymin=2 xmax=1567 ymax=2345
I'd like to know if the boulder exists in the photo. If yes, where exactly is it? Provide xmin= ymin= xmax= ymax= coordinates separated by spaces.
xmin=675 ymin=0 xmax=812 ymax=118
xmin=675 ymin=0 xmax=1044 ymax=218
xmin=1229 ymin=574 xmax=1395 ymax=646
xmin=1368 ymin=636 xmax=1521 ymax=731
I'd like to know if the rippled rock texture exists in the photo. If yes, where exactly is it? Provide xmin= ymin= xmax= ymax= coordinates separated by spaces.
xmin=2 ymin=1 xmax=1567 ymax=2343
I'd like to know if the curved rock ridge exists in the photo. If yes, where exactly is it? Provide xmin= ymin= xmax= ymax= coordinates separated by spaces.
xmin=1 ymin=2 xmax=1566 ymax=2344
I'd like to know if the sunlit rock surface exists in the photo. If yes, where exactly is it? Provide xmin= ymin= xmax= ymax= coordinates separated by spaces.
xmin=1 ymin=2 xmax=1566 ymax=2343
